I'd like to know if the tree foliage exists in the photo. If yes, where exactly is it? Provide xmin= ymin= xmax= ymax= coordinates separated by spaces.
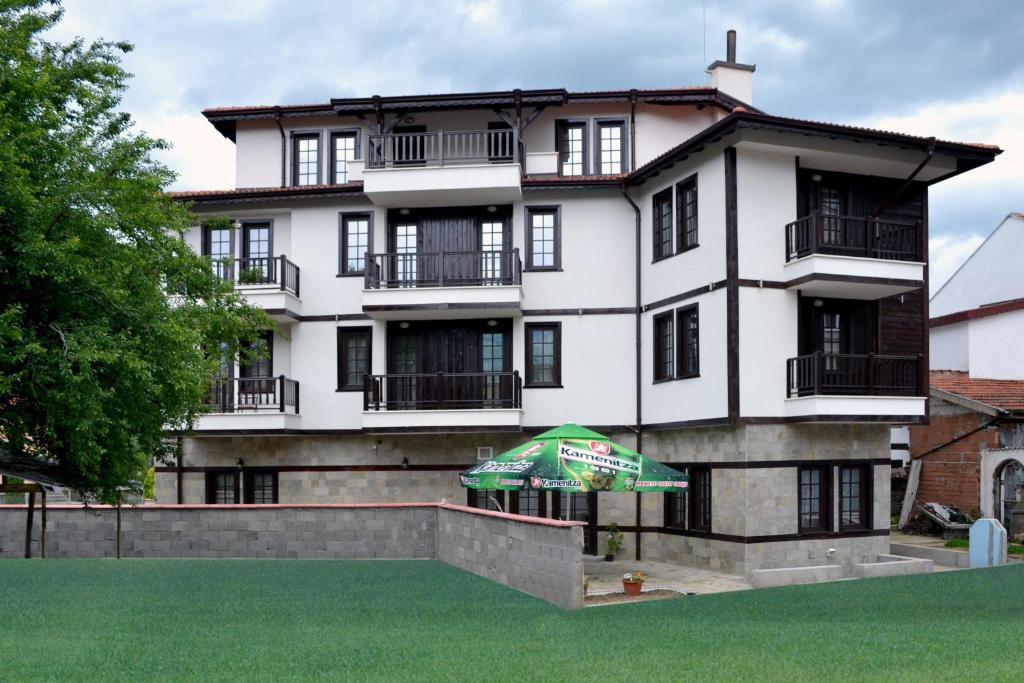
xmin=0 ymin=1 xmax=269 ymax=501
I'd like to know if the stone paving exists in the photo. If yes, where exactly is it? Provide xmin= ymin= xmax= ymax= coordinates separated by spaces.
xmin=584 ymin=557 xmax=751 ymax=596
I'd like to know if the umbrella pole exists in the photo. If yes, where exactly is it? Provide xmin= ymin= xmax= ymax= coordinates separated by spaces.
xmin=635 ymin=493 xmax=642 ymax=561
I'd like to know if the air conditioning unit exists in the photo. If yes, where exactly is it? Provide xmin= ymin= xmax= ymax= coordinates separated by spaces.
xmin=477 ymin=446 xmax=494 ymax=461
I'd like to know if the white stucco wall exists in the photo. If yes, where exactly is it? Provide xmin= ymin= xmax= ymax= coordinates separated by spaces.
xmin=930 ymin=322 xmax=969 ymax=371
xmin=735 ymin=144 xmax=796 ymax=283
xmin=931 ymin=214 xmax=1024 ymax=317
xmin=968 ymin=309 xmax=1024 ymax=380
xmin=738 ymin=287 xmax=797 ymax=416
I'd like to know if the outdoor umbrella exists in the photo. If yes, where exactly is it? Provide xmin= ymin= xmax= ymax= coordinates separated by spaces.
xmin=459 ymin=423 xmax=687 ymax=493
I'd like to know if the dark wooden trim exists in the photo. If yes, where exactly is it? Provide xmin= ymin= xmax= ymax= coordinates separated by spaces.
xmin=299 ymin=313 xmax=372 ymax=322
xmin=737 ymin=278 xmax=787 ymax=289
xmin=724 ymin=147 xmax=739 ymax=424
xmin=524 ymin=205 xmax=562 ymax=271
xmin=675 ymin=303 xmax=699 ymax=379
xmin=741 ymin=414 xmax=929 ymax=425
xmin=652 ymin=310 xmax=674 ymax=382
xmin=643 ymin=280 xmax=726 ymax=312
xmin=797 ymin=464 xmax=832 ymax=534
xmin=675 ymin=173 xmax=699 ymax=253
xmin=652 ymin=186 xmax=674 ymax=261
xmin=921 ymin=190 xmax=930 ymax=425
xmin=242 ymin=468 xmax=279 ymax=504
xmin=838 ymin=462 xmax=871 ymax=532
xmin=522 ymin=307 xmax=635 ymax=316
xmin=158 ymin=464 xmax=471 ymax=474
xmin=338 ymin=211 xmax=374 ymax=275
xmin=667 ymin=457 xmax=893 ymax=470
xmin=643 ymin=416 xmax=732 ymax=430
xmin=261 ymin=308 xmax=302 ymax=321
xmin=930 ymin=297 xmax=1024 ymax=328
xmin=204 ymin=469 xmax=240 ymax=504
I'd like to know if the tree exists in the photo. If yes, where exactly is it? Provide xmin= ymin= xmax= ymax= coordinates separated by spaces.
xmin=0 ymin=1 xmax=270 ymax=501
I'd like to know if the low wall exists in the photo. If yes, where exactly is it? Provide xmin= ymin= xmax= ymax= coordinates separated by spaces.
xmin=854 ymin=554 xmax=932 ymax=578
xmin=889 ymin=542 xmax=971 ymax=568
xmin=749 ymin=564 xmax=843 ymax=588
xmin=0 ymin=502 xmax=584 ymax=609
xmin=437 ymin=504 xmax=584 ymax=610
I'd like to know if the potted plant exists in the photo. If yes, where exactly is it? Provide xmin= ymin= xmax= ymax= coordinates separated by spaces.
xmin=622 ymin=570 xmax=646 ymax=596
xmin=604 ymin=522 xmax=624 ymax=561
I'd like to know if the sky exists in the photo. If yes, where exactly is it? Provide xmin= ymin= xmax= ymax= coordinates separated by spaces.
xmin=47 ymin=0 xmax=1024 ymax=294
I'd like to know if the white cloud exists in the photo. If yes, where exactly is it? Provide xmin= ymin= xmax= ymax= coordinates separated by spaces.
xmin=929 ymin=232 xmax=986 ymax=296
xmin=133 ymin=108 xmax=235 ymax=190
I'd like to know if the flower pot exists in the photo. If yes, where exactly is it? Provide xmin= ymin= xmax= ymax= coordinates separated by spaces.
xmin=622 ymin=580 xmax=642 ymax=596
xmin=604 ymin=554 xmax=615 ymax=562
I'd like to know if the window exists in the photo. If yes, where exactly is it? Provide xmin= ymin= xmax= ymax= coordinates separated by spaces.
xmin=243 ymin=470 xmax=278 ymax=504
xmin=468 ymin=488 xmax=504 ymax=511
xmin=675 ymin=176 xmax=698 ymax=251
xmin=205 ymin=471 xmax=239 ymax=504
xmin=676 ymin=305 xmax=699 ymax=378
xmin=480 ymin=220 xmax=505 ymax=284
xmin=511 ymin=490 xmax=545 ymax=517
xmin=596 ymin=121 xmax=625 ymax=174
xmin=339 ymin=212 xmax=372 ymax=275
xmin=241 ymin=221 xmax=272 ymax=282
xmin=652 ymin=189 xmax=673 ymax=260
xmin=688 ymin=465 xmax=712 ymax=532
xmin=820 ymin=186 xmax=843 ymax=245
xmin=394 ymin=223 xmax=417 ymax=285
xmin=293 ymin=133 xmax=320 ymax=186
xmin=239 ymin=330 xmax=273 ymax=376
xmin=330 ymin=131 xmax=358 ymax=184
xmin=839 ymin=465 xmax=869 ymax=531
xmin=653 ymin=312 xmax=674 ymax=382
xmin=337 ymin=327 xmax=372 ymax=391
xmin=202 ymin=224 xmax=235 ymax=280
xmin=664 ymin=476 xmax=687 ymax=529
xmin=525 ymin=206 xmax=560 ymax=271
xmin=798 ymin=466 xmax=831 ymax=533
xmin=556 ymin=121 xmax=586 ymax=176
xmin=525 ymin=322 xmax=561 ymax=387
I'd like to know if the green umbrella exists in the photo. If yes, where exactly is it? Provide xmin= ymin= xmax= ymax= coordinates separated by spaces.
xmin=460 ymin=423 xmax=687 ymax=493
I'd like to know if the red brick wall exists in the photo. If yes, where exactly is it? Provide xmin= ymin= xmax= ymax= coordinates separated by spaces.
xmin=908 ymin=412 xmax=998 ymax=515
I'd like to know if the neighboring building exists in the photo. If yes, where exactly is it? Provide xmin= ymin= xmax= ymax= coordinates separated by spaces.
xmin=903 ymin=213 xmax=1024 ymax=533
xmin=163 ymin=33 xmax=1000 ymax=573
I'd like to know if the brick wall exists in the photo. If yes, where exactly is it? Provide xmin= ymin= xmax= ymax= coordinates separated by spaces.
xmin=0 ymin=503 xmax=584 ymax=609
xmin=909 ymin=412 xmax=997 ymax=515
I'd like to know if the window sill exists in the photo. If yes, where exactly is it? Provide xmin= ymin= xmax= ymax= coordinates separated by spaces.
xmin=675 ymin=243 xmax=700 ymax=255
xmin=336 ymin=272 xmax=365 ymax=278
xmin=523 ymin=268 xmax=563 ymax=273
xmin=525 ymin=383 xmax=563 ymax=389
xmin=676 ymin=372 xmax=700 ymax=381
xmin=336 ymin=387 xmax=364 ymax=393
xmin=653 ymin=372 xmax=700 ymax=385
xmin=651 ymin=254 xmax=674 ymax=264
xmin=652 ymin=376 xmax=676 ymax=385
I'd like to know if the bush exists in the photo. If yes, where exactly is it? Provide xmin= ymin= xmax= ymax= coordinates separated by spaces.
xmin=143 ymin=467 xmax=155 ymax=500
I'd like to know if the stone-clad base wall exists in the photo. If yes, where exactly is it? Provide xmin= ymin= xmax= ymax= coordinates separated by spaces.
xmin=0 ymin=503 xmax=584 ymax=608
xmin=437 ymin=507 xmax=583 ymax=609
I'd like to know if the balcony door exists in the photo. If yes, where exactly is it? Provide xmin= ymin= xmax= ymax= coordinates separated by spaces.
xmin=202 ymin=224 xmax=235 ymax=281
xmin=386 ymin=320 xmax=511 ymax=409
xmin=799 ymin=298 xmax=875 ymax=388
xmin=241 ymin=221 xmax=273 ymax=283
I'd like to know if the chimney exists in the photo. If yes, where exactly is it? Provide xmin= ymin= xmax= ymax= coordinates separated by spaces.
xmin=707 ymin=29 xmax=755 ymax=105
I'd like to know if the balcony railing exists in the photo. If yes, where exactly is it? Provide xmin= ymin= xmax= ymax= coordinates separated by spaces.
xmin=365 ymin=249 xmax=522 ymax=289
xmin=366 ymin=129 xmax=519 ymax=169
xmin=785 ymin=213 xmax=921 ymax=262
xmin=206 ymin=375 xmax=300 ymax=414
xmin=787 ymin=352 xmax=920 ymax=398
xmin=212 ymin=256 xmax=300 ymax=297
xmin=363 ymin=371 xmax=522 ymax=411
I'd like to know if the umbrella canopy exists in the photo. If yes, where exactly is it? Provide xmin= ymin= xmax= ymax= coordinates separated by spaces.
xmin=460 ymin=423 xmax=687 ymax=493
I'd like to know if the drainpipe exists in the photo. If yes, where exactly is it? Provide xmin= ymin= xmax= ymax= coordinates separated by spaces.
xmin=621 ymin=182 xmax=643 ymax=561
xmin=873 ymin=137 xmax=936 ymax=218
xmin=274 ymin=107 xmax=286 ymax=188
xmin=629 ymin=89 xmax=638 ymax=172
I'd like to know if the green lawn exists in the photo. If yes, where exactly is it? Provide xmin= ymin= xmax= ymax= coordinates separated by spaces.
xmin=1 ymin=560 xmax=1021 ymax=681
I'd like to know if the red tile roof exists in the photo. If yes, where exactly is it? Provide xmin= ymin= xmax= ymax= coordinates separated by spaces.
xmin=169 ymin=183 xmax=363 ymax=202
xmin=931 ymin=370 xmax=1024 ymax=413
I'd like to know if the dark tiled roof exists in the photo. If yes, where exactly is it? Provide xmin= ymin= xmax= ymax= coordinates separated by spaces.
xmin=169 ymin=183 xmax=363 ymax=203
xmin=931 ymin=371 xmax=1024 ymax=413
xmin=931 ymin=297 xmax=1024 ymax=328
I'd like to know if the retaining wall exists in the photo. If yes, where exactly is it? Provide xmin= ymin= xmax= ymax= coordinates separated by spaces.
xmin=0 ymin=502 xmax=584 ymax=609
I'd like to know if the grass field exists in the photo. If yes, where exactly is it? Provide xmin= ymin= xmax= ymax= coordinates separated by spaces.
xmin=1 ymin=560 xmax=1022 ymax=681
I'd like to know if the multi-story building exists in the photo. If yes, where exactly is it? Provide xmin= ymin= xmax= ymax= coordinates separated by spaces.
xmin=162 ymin=33 xmax=999 ymax=573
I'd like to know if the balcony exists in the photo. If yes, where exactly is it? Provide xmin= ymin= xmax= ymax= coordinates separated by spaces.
xmin=195 ymin=375 xmax=301 ymax=431
xmin=362 ymin=371 xmax=523 ymax=431
xmin=362 ymin=250 xmax=523 ymax=319
xmin=362 ymin=129 xmax=522 ymax=207
xmin=215 ymin=256 xmax=301 ymax=321
xmin=785 ymin=352 xmax=925 ymax=420
xmin=783 ymin=213 xmax=924 ymax=299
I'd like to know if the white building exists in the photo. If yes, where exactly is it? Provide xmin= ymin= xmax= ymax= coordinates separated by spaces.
xmin=162 ymin=34 xmax=999 ymax=573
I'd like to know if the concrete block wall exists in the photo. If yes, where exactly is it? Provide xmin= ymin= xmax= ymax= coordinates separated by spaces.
xmin=0 ymin=503 xmax=584 ymax=609
xmin=436 ymin=505 xmax=584 ymax=610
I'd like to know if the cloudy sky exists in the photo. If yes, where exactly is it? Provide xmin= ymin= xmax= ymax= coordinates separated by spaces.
xmin=49 ymin=0 xmax=1024 ymax=293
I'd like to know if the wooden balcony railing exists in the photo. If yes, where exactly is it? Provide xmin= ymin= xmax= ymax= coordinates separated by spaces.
xmin=366 ymin=129 xmax=519 ymax=169
xmin=364 ymin=249 xmax=522 ymax=289
xmin=363 ymin=371 xmax=522 ymax=411
xmin=212 ymin=256 xmax=300 ymax=296
xmin=787 ymin=352 xmax=921 ymax=398
xmin=206 ymin=375 xmax=300 ymax=414
xmin=785 ymin=213 xmax=921 ymax=262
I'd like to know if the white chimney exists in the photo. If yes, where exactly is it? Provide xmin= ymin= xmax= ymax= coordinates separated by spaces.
xmin=707 ymin=29 xmax=755 ymax=105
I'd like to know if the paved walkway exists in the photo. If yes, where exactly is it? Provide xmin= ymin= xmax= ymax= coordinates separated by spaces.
xmin=584 ymin=557 xmax=751 ymax=596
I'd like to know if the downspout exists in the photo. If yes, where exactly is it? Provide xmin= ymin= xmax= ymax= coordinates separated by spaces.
xmin=873 ymin=137 xmax=936 ymax=218
xmin=629 ymin=89 xmax=637 ymax=172
xmin=621 ymin=181 xmax=643 ymax=561
xmin=274 ymin=107 xmax=286 ymax=188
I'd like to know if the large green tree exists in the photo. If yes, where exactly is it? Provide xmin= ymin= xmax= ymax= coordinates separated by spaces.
xmin=0 ymin=1 xmax=269 ymax=500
